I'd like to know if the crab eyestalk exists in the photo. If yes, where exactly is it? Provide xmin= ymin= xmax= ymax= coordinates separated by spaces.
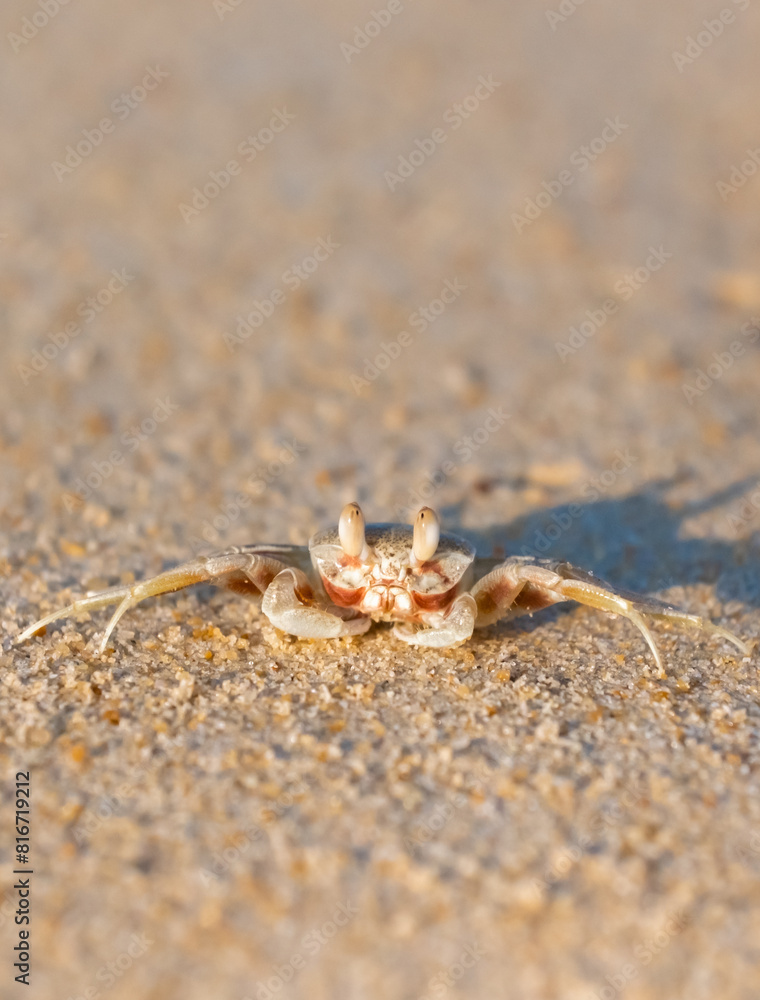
xmin=412 ymin=506 xmax=440 ymax=563
xmin=338 ymin=501 xmax=366 ymax=558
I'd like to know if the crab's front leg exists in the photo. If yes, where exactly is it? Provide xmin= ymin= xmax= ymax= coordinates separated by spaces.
xmin=15 ymin=548 xmax=294 ymax=654
xmin=262 ymin=567 xmax=371 ymax=639
xmin=392 ymin=593 xmax=478 ymax=649
xmin=469 ymin=556 xmax=751 ymax=669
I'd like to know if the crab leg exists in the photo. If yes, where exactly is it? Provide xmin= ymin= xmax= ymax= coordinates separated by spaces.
xmin=470 ymin=557 xmax=751 ymax=669
xmin=15 ymin=548 xmax=293 ymax=654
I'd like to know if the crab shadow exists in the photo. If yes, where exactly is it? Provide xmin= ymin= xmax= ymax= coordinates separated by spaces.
xmin=442 ymin=475 xmax=760 ymax=637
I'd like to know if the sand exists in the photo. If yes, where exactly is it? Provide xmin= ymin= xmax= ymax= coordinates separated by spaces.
xmin=2 ymin=1 xmax=760 ymax=997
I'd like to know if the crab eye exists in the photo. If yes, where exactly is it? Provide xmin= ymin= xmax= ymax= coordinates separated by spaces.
xmin=338 ymin=501 xmax=366 ymax=557
xmin=413 ymin=506 xmax=440 ymax=563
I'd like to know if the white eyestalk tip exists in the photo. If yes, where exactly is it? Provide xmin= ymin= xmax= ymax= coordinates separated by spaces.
xmin=413 ymin=506 xmax=440 ymax=563
xmin=338 ymin=501 xmax=366 ymax=557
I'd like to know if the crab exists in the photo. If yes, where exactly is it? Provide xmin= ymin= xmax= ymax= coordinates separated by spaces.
xmin=14 ymin=502 xmax=751 ymax=669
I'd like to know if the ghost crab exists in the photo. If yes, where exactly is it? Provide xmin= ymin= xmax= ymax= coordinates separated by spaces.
xmin=15 ymin=502 xmax=751 ymax=668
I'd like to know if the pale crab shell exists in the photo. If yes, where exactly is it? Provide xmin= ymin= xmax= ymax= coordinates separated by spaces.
xmin=309 ymin=523 xmax=476 ymax=623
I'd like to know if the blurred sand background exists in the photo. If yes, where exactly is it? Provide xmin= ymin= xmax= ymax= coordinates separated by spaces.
xmin=2 ymin=1 xmax=760 ymax=997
